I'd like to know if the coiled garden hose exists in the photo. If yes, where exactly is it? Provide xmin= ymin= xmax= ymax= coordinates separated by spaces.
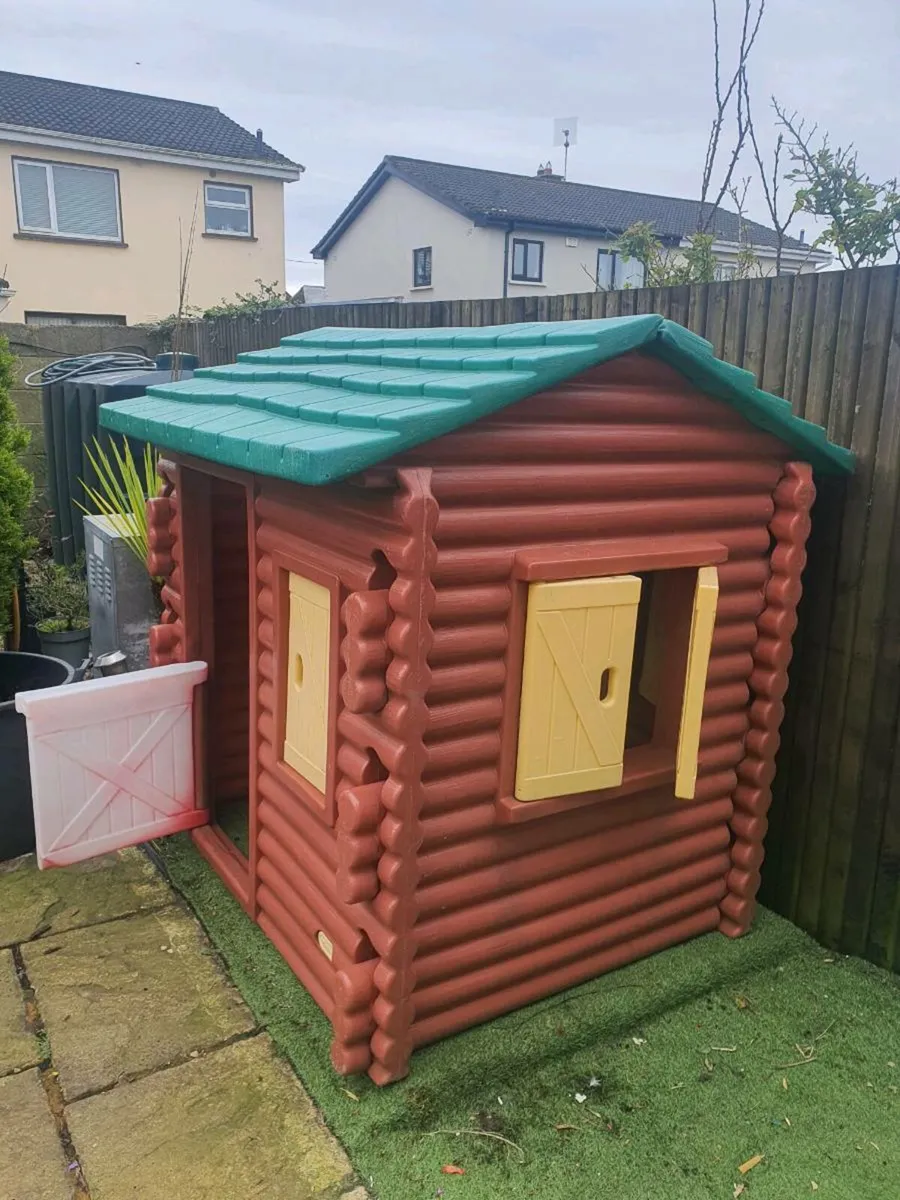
xmin=23 ymin=352 xmax=156 ymax=388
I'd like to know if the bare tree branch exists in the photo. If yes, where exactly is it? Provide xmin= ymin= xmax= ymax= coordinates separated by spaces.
xmin=172 ymin=192 xmax=199 ymax=380
xmin=699 ymin=0 xmax=722 ymax=208
xmin=742 ymin=73 xmax=795 ymax=273
xmin=580 ymin=260 xmax=602 ymax=291
xmin=699 ymin=0 xmax=767 ymax=231
xmin=726 ymin=176 xmax=763 ymax=277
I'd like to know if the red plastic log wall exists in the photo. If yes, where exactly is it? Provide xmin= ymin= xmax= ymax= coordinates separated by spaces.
xmin=147 ymin=351 xmax=814 ymax=1084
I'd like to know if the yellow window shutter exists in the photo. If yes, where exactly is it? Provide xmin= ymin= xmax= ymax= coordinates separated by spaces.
xmin=284 ymin=572 xmax=331 ymax=793
xmin=515 ymin=575 xmax=642 ymax=802
xmin=675 ymin=566 xmax=719 ymax=800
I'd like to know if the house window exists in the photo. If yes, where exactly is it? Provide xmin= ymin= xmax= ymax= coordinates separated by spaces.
xmin=511 ymin=238 xmax=544 ymax=282
xmin=714 ymin=263 xmax=737 ymax=281
xmin=413 ymin=246 xmax=432 ymax=287
xmin=25 ymin=312 xmax=126 ymax=327
xmin=596 ymin=249 xmax=615 ymax=290
xmin=13 ymin=158 xmax=121 ymax=241
xmin=204 ymin=183 xmax=252 ymax=236
xmin=596 ymin=248 xmax=646 ymax=290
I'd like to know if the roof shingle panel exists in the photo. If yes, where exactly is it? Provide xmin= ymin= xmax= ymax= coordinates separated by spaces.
xmin=100 ymin=316 xmax=853 ymax=482
xmin=0 ymin=70 xmax=297 ymax=166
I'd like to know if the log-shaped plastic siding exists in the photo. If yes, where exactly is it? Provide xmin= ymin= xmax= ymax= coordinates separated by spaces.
xmin=249 ymin=479 xmax=404 ymax=1078
xmin=388 ymin=357 xmax=792 ymax=1059
xmin=146 ymin=351 xmax=815 ymax=1086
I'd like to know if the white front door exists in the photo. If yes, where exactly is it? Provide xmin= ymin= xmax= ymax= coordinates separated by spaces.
xmin=16 ymin=662 xmax=208 ymax=868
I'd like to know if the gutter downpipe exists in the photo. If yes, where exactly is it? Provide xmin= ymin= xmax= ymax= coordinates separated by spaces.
xmin=502 ymin=224 xmax=513 ymax=298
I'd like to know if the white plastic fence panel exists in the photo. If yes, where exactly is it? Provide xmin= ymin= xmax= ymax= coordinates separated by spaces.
xmin=15 ymin=661 xmax=208 ymax=869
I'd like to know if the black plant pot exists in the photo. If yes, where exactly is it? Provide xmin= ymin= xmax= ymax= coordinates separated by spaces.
xmin=38 ymin=627 xmax=91 ymax=668
xmin=0 ymin=651 xmax=74 ymax=861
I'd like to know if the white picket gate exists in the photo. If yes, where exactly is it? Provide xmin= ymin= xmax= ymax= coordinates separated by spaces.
xmin=16 ymin=662 xmax=208 ymax=868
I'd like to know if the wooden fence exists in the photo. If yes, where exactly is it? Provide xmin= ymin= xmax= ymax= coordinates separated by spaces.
xmin=180 ymin=266 xmax=900 ymax=971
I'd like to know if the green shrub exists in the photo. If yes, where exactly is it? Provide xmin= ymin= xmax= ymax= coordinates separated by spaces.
xmin=0 ymin=337 xmax=33 ymax=637
xmin=145 ymin=279 xmax=292 ymax=342
xmin=25 ymin=555 xmax=89 ymax=633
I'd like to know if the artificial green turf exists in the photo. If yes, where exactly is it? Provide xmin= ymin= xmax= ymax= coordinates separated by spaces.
xmin=153 ymin=834 xmax=899 ymax=1200
xmin=215 ymin=799 xmax=250 ymax=857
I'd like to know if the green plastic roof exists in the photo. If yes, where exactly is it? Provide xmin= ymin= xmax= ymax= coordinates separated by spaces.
xmin=100 ymin=316 xmax=854 ymax=484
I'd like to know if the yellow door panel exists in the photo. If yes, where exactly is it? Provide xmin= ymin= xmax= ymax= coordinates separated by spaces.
xmin=515 ymin=574 xmax=642 ymax=802
xmin=675 ymin=566 xmax=719 ymax=800
xmin=284 ymin=572 xmax=331 ymax=793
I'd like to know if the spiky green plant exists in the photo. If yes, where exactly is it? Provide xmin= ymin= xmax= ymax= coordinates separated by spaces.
xmin=77 ymin=438 xmax=159 ymax=571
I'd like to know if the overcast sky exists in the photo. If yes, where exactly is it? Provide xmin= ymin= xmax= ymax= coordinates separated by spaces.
xmin=6 ymin=0 xmax=899 ymax=292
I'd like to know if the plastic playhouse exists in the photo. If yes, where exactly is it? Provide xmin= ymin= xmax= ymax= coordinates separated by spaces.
xmin=16 ymin=315 xmax=853 ymax=1084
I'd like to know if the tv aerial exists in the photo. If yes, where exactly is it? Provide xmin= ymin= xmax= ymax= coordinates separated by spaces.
xmin=553 ymin=117 xmax=578 ymax=180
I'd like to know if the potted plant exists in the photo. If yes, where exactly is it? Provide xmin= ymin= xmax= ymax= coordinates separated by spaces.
xmin=25 ymin=555 xmax=91 ymax=667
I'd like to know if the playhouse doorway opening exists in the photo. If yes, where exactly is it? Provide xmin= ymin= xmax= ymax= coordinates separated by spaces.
xmin=206 ymin=476 xmax=251 ymax=858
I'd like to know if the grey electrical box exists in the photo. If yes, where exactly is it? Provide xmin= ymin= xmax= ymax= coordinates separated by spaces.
xmin=84 ymin=514 xmax=158 ymax=670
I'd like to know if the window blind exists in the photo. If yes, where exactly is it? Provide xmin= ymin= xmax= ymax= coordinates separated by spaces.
xmin=15 ymin=160 xmax=120 ymax=240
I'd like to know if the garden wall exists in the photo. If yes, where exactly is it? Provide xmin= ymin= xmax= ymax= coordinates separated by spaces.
xmin=0 ymin=322 xmax=163 ymax=520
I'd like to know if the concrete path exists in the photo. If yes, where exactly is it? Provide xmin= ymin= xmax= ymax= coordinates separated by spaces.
xmin=0 ymin=849 xmax=363 ymax=1200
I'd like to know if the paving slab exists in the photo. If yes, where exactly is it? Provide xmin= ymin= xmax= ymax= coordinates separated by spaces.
xmin=0 ymin=946 xmax=40 ymax=1075
xmin=0 ymin=1069 xmax=72 ymax=1200
xmin=68 ymin=1034 xmax=355 ymax=1200
xmin=22 ymin=906 xmax=254 ymax=1100
xmin=0 ymin=848 xmax=171 ymax=948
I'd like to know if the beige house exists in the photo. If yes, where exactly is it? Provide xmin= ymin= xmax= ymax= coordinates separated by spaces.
xmin=313 ymin=157 xmax=828 ymax=304
xmin=0 ymin=71 xmax=302 ymax=325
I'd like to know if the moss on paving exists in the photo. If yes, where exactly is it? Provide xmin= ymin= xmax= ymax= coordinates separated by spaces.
xmin=153 ymin=835 xmax=900 ymax=1200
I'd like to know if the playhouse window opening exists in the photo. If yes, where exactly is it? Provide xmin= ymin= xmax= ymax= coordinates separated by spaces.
xmin=621 ymin=567 xmax=701 ymax=774
xmin=370 ymin=549 xmax=398 ymax=591
xmin=624 ymin=572 xmax=658 ymax=750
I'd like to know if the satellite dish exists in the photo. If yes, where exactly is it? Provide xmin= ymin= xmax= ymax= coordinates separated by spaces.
xmin=553 ymin=117 xmax=578 ymax=147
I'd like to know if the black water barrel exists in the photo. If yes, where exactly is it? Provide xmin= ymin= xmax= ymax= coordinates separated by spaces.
xmin=41 ymin=355 xmax=198 ymax=564
xmin=0 ymin=652 xmax=74 ymax=860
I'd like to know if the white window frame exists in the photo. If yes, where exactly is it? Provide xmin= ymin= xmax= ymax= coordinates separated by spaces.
xmin=13 ymin=158 xmax=123 ymax=243
xmin=714 ymin=263 xmax=737 ymax=281
xmin=203 ymin=182 xmax=253 ymax=237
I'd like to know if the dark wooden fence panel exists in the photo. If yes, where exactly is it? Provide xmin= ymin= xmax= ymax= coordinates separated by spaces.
xmin=178 ymin=266 xmax=900 ymax=970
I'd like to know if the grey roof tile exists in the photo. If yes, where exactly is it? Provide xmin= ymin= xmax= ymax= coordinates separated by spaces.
xmin=0 ymin=70 xmax=298 ymax=168
xmin=313 ymin=155 xmax=808 ymax=255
